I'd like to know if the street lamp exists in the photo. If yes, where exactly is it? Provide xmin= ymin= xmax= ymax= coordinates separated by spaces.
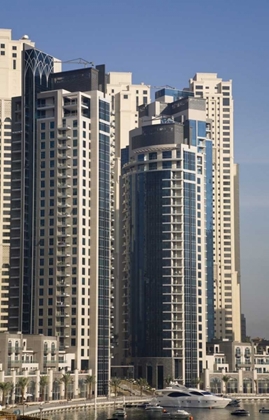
xmin=39 ymin=405 xmax=43 ymax=420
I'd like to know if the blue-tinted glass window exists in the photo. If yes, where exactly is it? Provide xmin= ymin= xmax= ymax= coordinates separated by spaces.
xmin=183 ymin=151 xmax=195 ymax=171
xmin=198 ymin=121 xmax=206 ymax=137
xmin=149 ymin=152 xmax=157 ymax=160
xmin=163 ymin=161 xmax=172 ymax=169
xmin=149 ymin=162 xmax=157 ymax=170
xmin=138 ymin=154 xmax=145 ymax=162
xmin=163 ymin=151 xmax=172 ymax=159
xmin=99 ymin=100 xmax=110 ymax=122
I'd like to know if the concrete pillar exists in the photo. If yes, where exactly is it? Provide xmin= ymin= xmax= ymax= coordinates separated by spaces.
xmin=11 ymin=370 xmax=16 ymax=404
xmin=48 ymin=369 xmax=53 ymax=401
xmin=253 ymin=369 xmax=257 ymax=394
xmin=238 ymin=369 xmax=243 ymax=394
xmin=60 ymin=369 xmax=65 ymax=399
xmin=221 ymin=369 xmax=226 ymax=393
xmin=204 ymin=368 xmax=210 ymax=391
xmin=0 ymin=371 xmax=4 ymax=382
xmin=74 ymin=369 xmax=79 ymax=398
xmin=36 ymin=370 xmax=40 ymax=402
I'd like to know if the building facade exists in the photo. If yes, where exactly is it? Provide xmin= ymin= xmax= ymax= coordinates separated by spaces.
xmin=189 ymin=73 xmax=241 ymax=341
xmin=9 ymin=45 xmax=113 ymax=394
xmin=106 ymin=73 xmax=150 ymax=361
xmin=120 ymin=93 xmax=213 ymax=387
xmin=0 ymin=29 xmax=34 ymax=332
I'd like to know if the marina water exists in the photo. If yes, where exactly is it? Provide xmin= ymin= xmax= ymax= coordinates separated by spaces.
xmin=50 ymin=403 xmax=269 ymax=420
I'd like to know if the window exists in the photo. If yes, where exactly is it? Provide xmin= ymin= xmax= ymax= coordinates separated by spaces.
xmin=223 ymin=98 xmax=230 ymax=106
xmin=123 ymin=94 xmax=128 ymax=99
xmin=13 ymin=60 xmax=16 ymax=70
xmin=0 ymin=51 xmax=5 ymax=56
xmin=163 ymin=150 xmax=172 ymax=159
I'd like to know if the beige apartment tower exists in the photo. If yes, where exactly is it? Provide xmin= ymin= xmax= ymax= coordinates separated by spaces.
xmin=0 ymin=29 xmax=34 ymax=331
xmin=189 ymin=73 xmax=241 ymax=341
xmin=106 ymin=73 xmax=150 ymax=358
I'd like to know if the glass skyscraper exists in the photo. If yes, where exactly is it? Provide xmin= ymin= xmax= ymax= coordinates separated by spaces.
xmin=120 ymin=94 xmax=213 ymax=387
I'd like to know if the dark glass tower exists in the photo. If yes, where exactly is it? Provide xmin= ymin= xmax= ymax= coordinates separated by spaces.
xmin=9 ymin=47 xmax=55 ymax=333
xmin=120 ymin=95 xmax=213 ymax=387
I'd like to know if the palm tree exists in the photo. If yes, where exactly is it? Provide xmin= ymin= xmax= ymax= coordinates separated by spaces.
xmin=109 ymin=377 xmax=122 ymax=397
xmin=84 ymin=375 xmax=96 ymax=399
xmin=165 ymin=375 xmax=173 ymax=386
xmin=0 ymin=382 xmax=12 ymax=406
xmin=222 ymin=375 xmax=231 ymax=393
xmin=192 ymin=377 xmax=201 ymax=389
xmin=17 ymin=377 xmax=29 ymax=402
xmin=136 ymin=378 xmax=149 ymax=396
xmin=60 ymin=373 xmax=72 ymax=400
xmin=39 ymin=376 xmax=49 ymax=401
xmin=211 ymin=378 xmax=220 ymax=393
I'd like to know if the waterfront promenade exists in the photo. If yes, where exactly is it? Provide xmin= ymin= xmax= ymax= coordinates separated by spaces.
xmin=9 ymin=394 xmax=269 ymax=417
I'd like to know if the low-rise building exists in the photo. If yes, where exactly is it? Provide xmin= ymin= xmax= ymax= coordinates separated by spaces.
xmin=0 ymin=331 xmax=72 ymax=373
xmin=204 ymin=339 xmax=269 ymax=394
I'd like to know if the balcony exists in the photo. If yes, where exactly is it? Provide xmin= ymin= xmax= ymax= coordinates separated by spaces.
xmin=58 ymin=144 xmax=71 ymax=151
xmin=56 ymin=312 xmax=69 ymax=318
xmin=57 ymin=192 xmax=71 ymax=199
xmin=58 ymin=212 xmax=71 ymax=218
xmin=58 ymin=153 xmax=71 ymax=160
xmin=57 ymin=241 xmax=70 ymax=248
xmin=58 ymin=172 xmax=71 ymax=179
xmin=43 ymin=360 xmax=58 ymax=366
xmin=56 ymin=301 xmax=70 ymax=307
xmin=58 ymin=163 xmax=71 ymax=170
xmin=57 ymin=220 xmax=71 ymax=228
xmin=57 ymin=202 xmax=71 ymax=209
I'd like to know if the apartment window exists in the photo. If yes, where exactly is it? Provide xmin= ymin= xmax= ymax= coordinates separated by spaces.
xmin=123 ymin=95 xmax=128 ymax=99
xmin=0 ymin=51 xmax=5 ymax=56
xmin=13 ymin=60 xmax=16 ymax=70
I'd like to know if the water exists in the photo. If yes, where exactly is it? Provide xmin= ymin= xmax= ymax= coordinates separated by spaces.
xmin=50 ymin=403 xmax=269 ymax=420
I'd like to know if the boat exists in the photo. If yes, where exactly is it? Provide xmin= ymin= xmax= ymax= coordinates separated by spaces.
xmin=112 ymin=407 xmax=127 ymax=418
xmin=228 ymin=399 xmax=241 ymax=407
xmin=153 ymin=384 xmax=231 ymax=409
xmin=145 ymin=401 xmax=164 ymax=412
xmin=162 ymin=409 xmax=193 ymax=419
xmin=259 ymin=407 xmax=269 ymax=413
xmin=231 ymin=409 xmax=250 ymax=416
xmin=137 ymin=402 xmax=150 ymax=408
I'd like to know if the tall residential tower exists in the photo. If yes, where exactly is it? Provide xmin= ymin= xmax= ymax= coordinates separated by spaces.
xmin=120 ymin=91 xmax=213 ymax=387
xmin=189 ymin=73 xmax=241 ymax=341
xmin=0 ymin=29 xmax=34 ymax=332
xmin=9 ymin=44 xmax=113 ymax=394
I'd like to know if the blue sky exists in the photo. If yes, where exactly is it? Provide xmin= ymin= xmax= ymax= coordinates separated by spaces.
xmin=2 ymin=0 xmax=269 ymax=337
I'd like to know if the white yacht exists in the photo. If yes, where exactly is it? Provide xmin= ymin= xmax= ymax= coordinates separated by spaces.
xmin=154 ymin=385 xmax=231 ymax=409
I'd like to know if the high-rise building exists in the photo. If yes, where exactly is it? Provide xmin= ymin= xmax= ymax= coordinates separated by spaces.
xmin=120 ymin=91 xmax=213 ymax=387
xmin=0 ymin=29 xmax=35 ymax=332
xmin=9 ymin=44 xmax=113 ymax=394
xmin=189 ymin=74 xmax=241 ymax=341
xmin=106 ymin=73 xmax=150 ymax=360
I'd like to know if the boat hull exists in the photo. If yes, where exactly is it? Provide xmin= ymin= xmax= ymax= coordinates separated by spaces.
xmin=156 ymin=396 xmax=230 ymax=409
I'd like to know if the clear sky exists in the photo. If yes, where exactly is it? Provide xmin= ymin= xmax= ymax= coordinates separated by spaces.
xmin=2 ymin=0 xmax=269 ymax=337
